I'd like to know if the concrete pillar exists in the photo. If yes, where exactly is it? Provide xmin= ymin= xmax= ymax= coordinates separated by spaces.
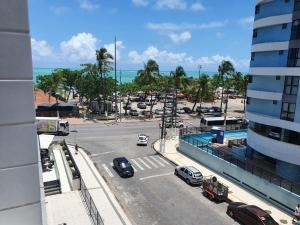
xmin=0 ymin=1 xmax=44 ymax=224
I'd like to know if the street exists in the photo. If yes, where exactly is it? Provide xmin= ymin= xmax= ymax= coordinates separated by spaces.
xmin=60 ymin=120 xmax=237 ymax=225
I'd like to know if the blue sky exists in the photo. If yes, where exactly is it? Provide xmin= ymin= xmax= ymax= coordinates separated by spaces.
xmin=29 ymin=0 xmax=255 ymax=72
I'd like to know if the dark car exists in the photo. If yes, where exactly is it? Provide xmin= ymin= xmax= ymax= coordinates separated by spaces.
xmin=130 ymin=109 xmax=139 ymax=116
xmin=196 ymin=106 xmax=209 ymax=113
xmin=182 ymin=107 xmax=193 ymax=114
xmin=113 ymin=157 xmax=134 ymax=177
xmin=137 ymin=102 xmax=147 ymax=109
xmin=227 ymin=202 xmax=278 ymax=225
xmin=211 ymin=106 xmax=222 ymax=113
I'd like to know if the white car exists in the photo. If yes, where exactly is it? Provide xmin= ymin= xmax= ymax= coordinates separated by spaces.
xmin=137 ymin=134 xmax=149 ymax=146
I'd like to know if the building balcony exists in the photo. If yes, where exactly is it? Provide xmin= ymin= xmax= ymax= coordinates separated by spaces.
xmin=256 ymin=0 xmax=274 ymax=5
xmin=247 ymin=129 xmax=300 ymax=166
xmin=252 ymin=41 xmax=289 ymax=52
xmin=246 ymin=110 xmax=300 ymax=132
xmin=247 ymin=89 xmax=282 ymax=101
xmin=254 ymin=14 xmax=292 ymax=29
xmin=255 ymin=0 xmax=294 ymax=20
xmin=250 ymin=67 xmax=300 ymax=76
xmin=250 ymin=51 xmax=288 ymax=67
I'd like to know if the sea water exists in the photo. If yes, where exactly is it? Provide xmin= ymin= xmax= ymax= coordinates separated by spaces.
xmin=32 ymin=68 xmax=216 ymax=84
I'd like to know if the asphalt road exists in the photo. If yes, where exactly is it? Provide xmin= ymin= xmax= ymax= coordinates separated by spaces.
xmin=60 ymin=120 xmax=237 ymax=225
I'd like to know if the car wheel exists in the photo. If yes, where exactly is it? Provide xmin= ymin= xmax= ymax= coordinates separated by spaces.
xmin=227 ymin=210 xmax=234 ymax=218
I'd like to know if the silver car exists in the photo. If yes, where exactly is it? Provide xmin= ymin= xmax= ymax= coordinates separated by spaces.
xmin=137 ymin=134 xmax=149 ymax=146
xmin=174 ymin=166 xmax=203 ymax=185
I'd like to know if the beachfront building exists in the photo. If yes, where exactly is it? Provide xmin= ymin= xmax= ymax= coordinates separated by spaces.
xmin=0 ymin=1 xmax=45 ymax=224
xmin=247 ymin=0 xmax=300 ymax=182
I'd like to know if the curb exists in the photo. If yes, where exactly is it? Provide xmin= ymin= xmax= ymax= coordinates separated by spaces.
xmin=151 ymin=139 xmax=179 ymax=167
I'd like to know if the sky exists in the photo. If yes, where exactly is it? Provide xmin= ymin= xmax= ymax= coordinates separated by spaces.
xmin=29 ymin=0 xmax=255 ymax=72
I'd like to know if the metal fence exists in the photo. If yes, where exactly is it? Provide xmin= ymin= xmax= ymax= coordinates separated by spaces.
xmin=181 ymin=134 xmax=300 ymax=196
xmin=80 ymin=178 xmax=104 ymax=225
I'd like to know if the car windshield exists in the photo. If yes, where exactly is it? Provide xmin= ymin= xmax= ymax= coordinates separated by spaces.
xmin=260 ymin=215 xmax=275 ymax=224
xmin=193 ymin=172 xmax=202 ymax=178
xmin=120 ymin=162 xmax=130 ymax=168
xmin=139 ymin=136 xmax=146 ymax=140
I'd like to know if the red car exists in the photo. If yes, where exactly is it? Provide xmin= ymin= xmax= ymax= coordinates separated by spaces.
xmin=227 ymin=202 xmax=278 ymax=225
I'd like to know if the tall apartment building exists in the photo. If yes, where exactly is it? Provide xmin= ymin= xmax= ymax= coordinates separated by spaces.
xmin=247 ymin=0 xmax=300 ymax=182
xmin=0 ymin=1 xmax=44 ymax=224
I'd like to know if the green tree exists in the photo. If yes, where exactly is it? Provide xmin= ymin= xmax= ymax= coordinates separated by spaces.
xmin=218 ymin=60 xmax=235 ymax=110
xmin=60 ymin=69 xmax=82 ymax=101
xmin=191 ymin=74 xmax=210 ymax=112
xmin=134 ymin=59 xmax=160 ymax=114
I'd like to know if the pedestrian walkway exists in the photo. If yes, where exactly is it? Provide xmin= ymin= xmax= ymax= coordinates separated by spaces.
xmin=68 ymin=145 xmax=132 ymax=225
xmin=46 ymin=191 xmax=92 ymax=225
xmin=153 ymin=137 xmax=293 ymax=225
xmin=98 ymin=155 xmax=170 ymax=178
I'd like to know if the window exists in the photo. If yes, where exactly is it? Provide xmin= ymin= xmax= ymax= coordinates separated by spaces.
xmin=281 ymin=102 xmax=296 ymax=121
xmin=291 ymin=20 xmax=300 ymax=40
xmin=295 ymin=0 xmax=300 ymax=11
xmin=284 ymin=76 xmax=299 ymax=95
xmin=253 ymin=30 xmax=257 ymax=38
xmin=282 ymin=23 xmax=287 ymax=29
xmin=246 ymin=97 xmax=251 ymax=105
xmin=248 ymin=75 xmax=253 ymax=83
xmin=251 ymin=53 xmax=255 ymax=61
xmin=255 ymin=5 xmax=260 ymax=14
xmin=273 ymin=100 xmax=277 ymax=105
xmin=288 ymin=48 xmax=300 ymax=67
xmin=276 ymin=76 xmax=281 ymax=80
xmin=279 ymin=50 xmax=284 ymax=55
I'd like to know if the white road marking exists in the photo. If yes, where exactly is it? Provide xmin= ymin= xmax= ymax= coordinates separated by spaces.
xmin=110 ymin=162 xmax=113 ymax=167
xmin=131 ymin=159 xmax=144 ymax=170
xmin=144 ymin=157 xmax=158 ymax=168
xmin=149 ymin=156 xmax=165 ymax=167
xmin=131 ymin=165 xmax=138 ymax=172
xmin=137 ymin=158 xmax=151 ymax=169
xmin=91 ymin=151 xmax=113 ymax=157
xmin=156 ymin=156 xmax=169 ymax=165
xmin=139 ymin=172 xmax=173 ymax=181
xmin=102 ymin=164 xmax=114 ymax=177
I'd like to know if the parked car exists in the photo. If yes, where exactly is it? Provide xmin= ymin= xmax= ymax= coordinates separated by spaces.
xmin=137 ymin=102 xmax=147 ymax=109
xmin=141 ymin=110 xmax=151 ymax=116
xmin=177 ymin=108 xmax=185 ymax=114
xmin=228 ymin=95 xmax=236 ymax=99
xmin=166 ymin=102 xmax=173 ymax=108
xmin=155 ymin=109 xmax=164 ymax=115
xmin=129 ymin=109 xmax=139 ymax=116
xmin=182 ymin=107 xmax=193 ymax=114
xmin=174 ymin=166 xmax=203 ymax=185
xmin=123 ymin=104 xmax=131 ymax=110
xmin=165 ymin=118 xmax=184 ymax=128
xmin=196 ymin=106 xmax=209 ymax=113
xmin=211 ymin=106 xmax=222 ymax=113
xmin=227 ymin=202 xmax=278 ymax=225
xmin=136 ymin=134 xmax=149 ymax=146
xmin=113 ymin=157 xmax=134 ymax=177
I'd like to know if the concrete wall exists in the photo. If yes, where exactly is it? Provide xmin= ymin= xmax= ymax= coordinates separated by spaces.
xmin=253 ymin=23 xmax=292 ymax=44
xmin=179 ymin=140 xmax=300 ymax=212
xmin=255 ymin=0 xmax=294 ymax=20
xmin=0 ymin=1 xmax=44 ymax=224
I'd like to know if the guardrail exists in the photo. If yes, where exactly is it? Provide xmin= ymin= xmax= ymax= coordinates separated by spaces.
xmin=80 ymin=178 xmax=104 ymax=225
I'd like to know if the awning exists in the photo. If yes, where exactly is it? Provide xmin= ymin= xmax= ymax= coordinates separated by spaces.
xmin=38 ymin=134 xmax=55 ymax=149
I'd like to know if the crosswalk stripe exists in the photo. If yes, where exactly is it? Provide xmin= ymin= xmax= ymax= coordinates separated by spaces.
xmin=149 ymin=156 xmax=165 ymax=167
xmin=131 ymin=159 xmax=144 ymax=170
xmin=137 ymin=158 xmax=151 ymax=169
xmin=156 ymin=156 xmax=169 ymax=165
xmin=131 ymin=164 xmax=138 ymax=172
xmin=144 ymin=157 xmax=158 ymax=168
xmin=102 ymin=164 xmax=114 ymax=177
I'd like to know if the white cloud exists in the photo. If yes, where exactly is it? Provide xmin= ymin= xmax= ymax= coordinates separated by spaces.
xmin=50 ymin=6 xmax=70 ymax=15
xmin=78 ymin=0 xmax=99 ymax=11
xmin=238 ymin=16 xmax=254 ymax=25
xmin=60 ymin=32 xmax=98 ymax=62
xmin=104 ymin=41 xmax=125 ymax=61
xmin=154 ymin=0 xmax=187 ymax=10
xmin=128 ymin=46 xmax=249 ymax=70
xmin=190 ymin=3 xmax=205 ymax=11
xmin=132 ymin=0 xmax=149 ymax=6
xmin=169 ymin=31 xmax=191 ymax=44
xmin=146 ymin=21 xmax=227 ymax=31
xmin=31 ymin=38 xmax=54 ymax=61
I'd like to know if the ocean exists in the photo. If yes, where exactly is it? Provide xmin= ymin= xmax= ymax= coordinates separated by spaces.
xmin=32 ymin=68 xmax=216 ymax=84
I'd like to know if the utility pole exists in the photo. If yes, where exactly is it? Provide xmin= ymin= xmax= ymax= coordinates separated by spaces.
xmin=161 ymin=93 xmax=167 ymax=140
xmin=114 ymin=36 xmax=117 ymax=122
xmin=119 ymin=70 xmax=122 ymax=122
xmin=224 ymin=95 xmax=228 ymax=130
xmin=198 ymin=65 xmax=202 ymax=127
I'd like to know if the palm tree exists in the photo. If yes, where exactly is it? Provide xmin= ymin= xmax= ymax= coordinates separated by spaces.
xmin=96 ymin=48 xmax=113 ymax=109
xmin=170 ymin=66 xmax=188 ymax=124
xmin=135 ymin=59 xmax=160 ymax=114
xmin=191 ymin=75 xmax=209 ymax=112
xmin=218 ymin=60 xmax=235 ymax=110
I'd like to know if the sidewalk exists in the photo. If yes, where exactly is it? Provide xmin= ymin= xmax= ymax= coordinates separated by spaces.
xmin=153 ymin=137 xmax=293 ymax=225
xmin=68 ymin=145 xmax=133 ymax=225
